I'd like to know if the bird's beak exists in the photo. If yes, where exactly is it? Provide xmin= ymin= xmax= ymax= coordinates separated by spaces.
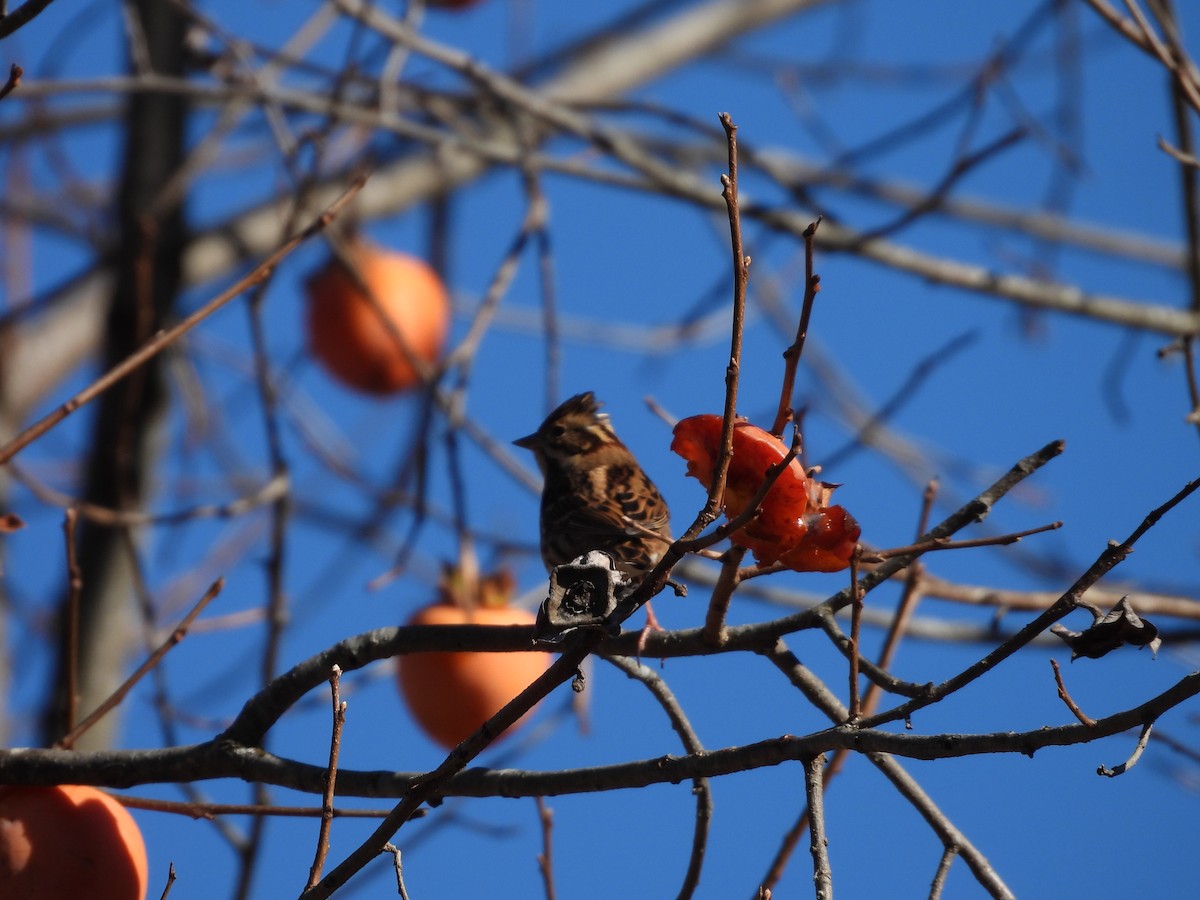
xmin=513 ymin=433 xmax=538 ymax=449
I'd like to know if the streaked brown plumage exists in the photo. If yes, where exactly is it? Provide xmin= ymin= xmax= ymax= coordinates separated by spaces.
xmin=514 ymin=392 xmax=671 ymax=580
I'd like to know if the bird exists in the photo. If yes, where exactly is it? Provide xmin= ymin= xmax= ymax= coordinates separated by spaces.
xmin=513 ymin=391 xmax=671 ymax=581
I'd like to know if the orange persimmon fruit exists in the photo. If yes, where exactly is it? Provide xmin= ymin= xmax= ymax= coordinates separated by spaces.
xmin=396 ymin=569 xmax=552 ymax=750
xmin=778 ymin=504 xmax=861 ymax=573
xmin=671 ymin=414 xmax=811 ymax=555
xmin=671 ymin=413 xmax=860 ymax=572
xmin=0 ymin=784 xmax=149 ymax=900
xmin=305 ymin=238 xmax=450 ymax=394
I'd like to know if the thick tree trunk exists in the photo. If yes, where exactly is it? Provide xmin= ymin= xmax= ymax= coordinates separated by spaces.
xmin=42 ymin=0 xmax=188 ymax=749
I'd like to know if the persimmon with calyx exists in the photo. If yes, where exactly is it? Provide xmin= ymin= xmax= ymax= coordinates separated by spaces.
xmin=0 ymin=784 xmax=148 ymax=900
xmin=671 ymin=413 xmax=860 ymax=572
xmin=397 ymin=568 xmax=552 ymax=750
xmin=305 ymin=237 xmax=450 ymax=394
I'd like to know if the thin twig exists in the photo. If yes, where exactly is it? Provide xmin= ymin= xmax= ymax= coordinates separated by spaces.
xmin=11 ymin=463 xmax=290 ymax=527
xmin=874 ymin=478 xmax=937 ymax=685
xmin=381 ymin=844 xmax=412 ymax=900
xmin=821 ymin=333 xmax=978 ymax=470
xmin=1098 ymin=721 xmax=1154 ymax=777
xmin=846 ymin=547 xmax=864 ymax=722
xmin=534 ymin=796 xmax=557 ymax=900
xmin=62 ymin=507 xmax=81 ymax=737
xmin=1181 ymin=339 xmax=1200 ymax=436
xmin=157 ymin=862 xmax=177 ymax=900
xmin=1154 ymin=0 xmax=1200 ymax=446
xmin=55 ymin=578 xmax=225 ymax=749
xmin=1159 ymin=134 xmax=1200 ymax=167
xmin=929 ymin=846 xmax=958 ymax=900
xmin=29 ymin=66 xmax=1200 ymax=338
xmin=804 ymin=754 xmax=833 ymax=900
xmin=851 ymin=128 xmax=1026 ymax=246
xmin=742 ymin=440 xmax=1067 ymax=630
xmin=866 ymin=521 xmax=1062 ymax=560
xmin=301 ymin=631 xmax=611 ymax=898
xmin=0 ymin=175 xmax=367 ymax=466
xmin=859 ymin=473 xmax=1200 ymax=730
xmin=914 ymin=571 xmax=1200 ymax=622
xmin=242 ymin=164 xmax=302 ymax=897
xmin=0 ymin=1 xmax=56 ymax=38
xmin=701 ymin=546 xmax=747 ymax=647
xmin=604 ymin=654 xmax=711 ymax=900
xmin=819 ymin=478 xmax=936 ymax=714
xmin=306 ymin=666 xmax=347 ymax=890
xmin=764 ymin=641 xmax=1016 ymax=900
xmin=119 ymin=795 xmax=411 ymax=819
xmin=771 ymin=218 xmax=821 ymax=437
xmin=1049 ymin=659 xmax=1096 ymax=727
xmin=0 ymin=63 xmax=22 ymax=101
xmin=810 ymin=612 xmax=930 ymax=699
xmin=757 ymin=806 xmax=809 ymax=897
xmin=683 ymin=111 xmax=749 ymax=541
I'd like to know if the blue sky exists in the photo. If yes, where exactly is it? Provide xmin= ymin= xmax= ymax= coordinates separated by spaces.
xmin=2 ymin=1 xmax=1199 ymax=897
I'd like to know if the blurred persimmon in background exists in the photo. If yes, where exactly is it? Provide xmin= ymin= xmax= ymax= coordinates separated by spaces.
xmin=305 ymin=238 xmax=450 ymax=394
xmin=397 ymin=568 xmax=552 ymax=750
xmin=0 ymin=784 xmax=148 ymax=900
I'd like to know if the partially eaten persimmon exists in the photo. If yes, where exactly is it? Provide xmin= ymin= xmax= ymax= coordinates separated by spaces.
xmin=671 ymin=414 xmax=860 ymax=572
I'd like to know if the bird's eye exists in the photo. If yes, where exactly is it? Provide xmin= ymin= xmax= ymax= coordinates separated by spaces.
xmin=547 ymin=424 xmax=566 ymax=439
